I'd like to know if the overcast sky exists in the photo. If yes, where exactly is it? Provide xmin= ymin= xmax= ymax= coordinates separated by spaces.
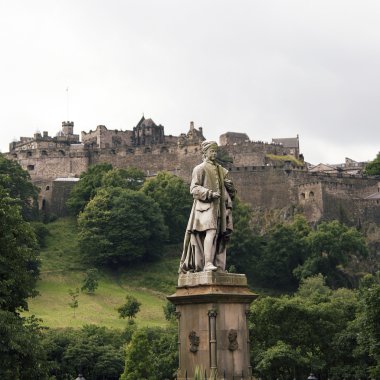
xmin=1 ymin=0 xmax=380 ymax=164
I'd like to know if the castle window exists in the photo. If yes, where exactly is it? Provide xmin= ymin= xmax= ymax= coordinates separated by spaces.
xmin=12 ymin=153 xmax=17 ymax=158
xmin=160 ymin=147 xmax=169 ymax=153
xmin=300 ymin=193 xmax=306 ymax=199
xmin=144 ymin=147 xmax=151 ymax=153
xmin=111 ymin=149 xmax=116 ymax=155
xmin=41 ymin=150 xmax=48 ymax=156
xmin=309 ymin=191 xmax=315 ymax=198
xmin=127 ymin=148 xmax=134 ymax=154
xmin=41 ymin=199 xmax=46 ymax=210
xmin=27 ymin=151 xmax=32 ymax=157
xmin=58 ymin=150 xmax=65 ymax=156
xmin=45 ymin=186 xmax=50 ymax=191
xmin=27 ymin=165 xmax=34 ymax=171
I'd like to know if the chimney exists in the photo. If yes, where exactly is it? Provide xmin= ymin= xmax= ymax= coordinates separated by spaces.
xmin=190 ymin=121 xmax=194 ymax=130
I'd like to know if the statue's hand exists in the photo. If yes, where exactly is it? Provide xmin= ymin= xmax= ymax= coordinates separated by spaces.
xmin=212 ymin=191 xmax=221 ymax=199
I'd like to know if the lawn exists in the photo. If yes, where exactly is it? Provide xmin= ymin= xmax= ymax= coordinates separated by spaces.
xmin=25 ymin=217 xmax=180 ymax=329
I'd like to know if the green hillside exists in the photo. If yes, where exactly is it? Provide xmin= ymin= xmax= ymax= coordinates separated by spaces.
xmin=24 ymin=218 xmax=179 ymax=328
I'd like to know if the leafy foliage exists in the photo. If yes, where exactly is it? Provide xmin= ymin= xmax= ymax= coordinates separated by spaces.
xmin=294 ymin=220 xmax=368 ymax=288
xmin=0 ymin=187 xmax=40 ymax=312
xmin=67 ymin=164 xmax=146 ymax=215
xmin=364 ymin=151 xmax=380 ymax=175
xmin=66 ymin=163 xmax=113 ymax=215
xmin=142 ymin=171 xmax=192 ymax=243
xmin=78 ymin=187 xmax=168 ymax=266
xmin=0 ymin=153 xmax=39 ymax=220
xmin=250 ymin=275 xmax=364 ymax=379
xmin=101 ymin=167 xmax=145 ymax=190
xmin=118 ymin=295 xmax=141 ymax=320
xmin=68 ymin=288 xmax=80 ymax=318
xmin=121 ymin=327 xmax=177 ymax=380
xmin=0 ymin=184 xmax=47 ymax=378
xmin=0 ymin=313 xmax=48 ymax=379
xmin=357 ymin=273 xmax=380 ymax=377
xmin=41 ymin=325 xmax=128 ymax=380
xmin=81 ymin=268 xmax=100 ymax=294
xmin=229 ymin=206 xmax=368 ymax=290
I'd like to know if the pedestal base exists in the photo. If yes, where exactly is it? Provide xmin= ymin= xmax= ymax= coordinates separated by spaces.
xmin=167 ymin=272 xmax=258 ymax=380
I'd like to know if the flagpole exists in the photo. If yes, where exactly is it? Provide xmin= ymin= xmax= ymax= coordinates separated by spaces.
xmin=66 ymin=87 xmax=69 ymax=121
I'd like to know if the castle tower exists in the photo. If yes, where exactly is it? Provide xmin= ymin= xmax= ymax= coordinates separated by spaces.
xmin=62 ymin=121 xmax=74 ymax=136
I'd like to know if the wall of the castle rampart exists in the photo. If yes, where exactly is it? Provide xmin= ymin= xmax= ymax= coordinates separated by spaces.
xmin=298 ymin=182 xmax=324 ymax=223
xmin=50 ymin=181 xmax=78 ymax=216
xmin=223 ymin=142 xmax=290 ymax=166
xmin=227 ymin=166 xmax=305 ymax=210
xmin=355 ymin=199 xmax=380 ymax=224
xmin=81 ymin=127 xmax=134 ymax=148
xmin=302 ymin=174 xmax=380 ymax=198
xmin=9 ymin=149 xmax=89 ymax=181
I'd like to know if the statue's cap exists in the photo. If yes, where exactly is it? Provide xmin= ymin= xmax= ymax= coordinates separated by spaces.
xmin=201 ymin=140 xmax=218 ymax=153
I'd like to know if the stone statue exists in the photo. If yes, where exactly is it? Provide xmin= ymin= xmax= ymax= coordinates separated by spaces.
xmin=179 ymin=140 xmax=235 ymax=273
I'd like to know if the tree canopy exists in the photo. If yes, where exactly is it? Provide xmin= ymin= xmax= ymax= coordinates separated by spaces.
xmin=66 ymin=163 xmax=113 ymax=214
xmin=67 ymin=164 xmax=146 ymax=215
xmin=78 ymin=187 xmax=168 ymax=266
xmin=228 ymin=207 xmax=368 ymax=290
xmin=364 ymin=151 xmax=380 ymax=176
xmin=249 ymin=275 xmax=366 ymax=379
xmin=0 ymin=187 xmax=39 ymax=312
xmin=142 ymin=171 xmax=192 ymax=243
xmin=0 ymin=153 xmax=38 ymax=220
xmin=0 ymin=185 xmax=46 ymax=378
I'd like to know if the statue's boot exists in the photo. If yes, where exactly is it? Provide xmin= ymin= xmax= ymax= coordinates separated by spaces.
xmin=204 ymin=262 xmax=217 ymax=271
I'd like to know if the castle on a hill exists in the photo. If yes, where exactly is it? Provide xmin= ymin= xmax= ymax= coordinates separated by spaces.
xmin=6 ymin=116 xmax=380 ymax=226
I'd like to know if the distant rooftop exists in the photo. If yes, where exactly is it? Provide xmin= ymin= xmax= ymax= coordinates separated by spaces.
xmin=272 ymin=137 xmax=299 ymax=148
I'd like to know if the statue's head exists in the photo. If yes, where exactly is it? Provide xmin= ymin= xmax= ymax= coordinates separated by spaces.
xmin=201 ymin=140 xmax=218 ymax=161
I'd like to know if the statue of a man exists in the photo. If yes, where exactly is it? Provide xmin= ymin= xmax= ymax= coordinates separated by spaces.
xmin=179 ymin=140 xmax=235 ymax=273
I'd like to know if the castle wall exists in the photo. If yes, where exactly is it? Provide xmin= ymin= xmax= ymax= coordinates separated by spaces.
xmin=9 ymin=146 xmax=89 ymax=181
xmin=299 ymin=175 xmax=380 ymax=225
xmin=81 ymin=126 xmax=134 ymax=148
xmin=228 ymin=166 xmax=305 ymax=210
xmin=224 ymin=142 xmax=291 ymax=167
xmin=50 ymin=180 xmax=79 ymax=216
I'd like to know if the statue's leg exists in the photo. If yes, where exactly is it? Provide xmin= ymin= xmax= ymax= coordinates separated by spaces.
xmin=203 ymin=229 xmax=217 ymax=271
xmin=193 ymin=233 xmax=204 ymax=271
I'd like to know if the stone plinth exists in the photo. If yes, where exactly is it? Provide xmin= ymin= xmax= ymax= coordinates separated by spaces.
xmin=167 ymin=272 xmax=258 ymax=380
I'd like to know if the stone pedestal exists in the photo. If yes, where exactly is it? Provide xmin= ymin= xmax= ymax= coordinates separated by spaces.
xmin=167 ymin=272 xmax=258 ymax=380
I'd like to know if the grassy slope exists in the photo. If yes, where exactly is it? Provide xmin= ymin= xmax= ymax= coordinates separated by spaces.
xmin=25 ymin=218 xmax=179 ymax=329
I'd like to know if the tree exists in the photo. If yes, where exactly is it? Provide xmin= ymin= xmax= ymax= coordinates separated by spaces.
xmin=249 ymin=275 xmax=361 ymax=379
xmin=121 ymin=327 xmax=178 ymax=380
xmin=0 ymin=153 xmax=38 ymax=220
xmin=66 ymin=163 xmax=113 ymax=215
xmin=41 ymin=325 xmax=127 ymax=380
xmin=257 ymin=215 xmax=310 ymax=289
xmin=357 ymin=273 xmax=380 ymax=377
xmin=142 ymin=171 xmax=192 ymax=243
xmin=228 ymin=198 xmax=263 ymax=277
xmin=101 ymin=167 xmax=145 ymax=190
xmin=81 ymin=268 xmax=100 ymax=294
xmin=68 ymin=288 xmax=80 ymax=318
xmin=0 ymin=187 xmax=39 ymax=312
xmin=294 ymin=220 xmax=368 ymax=288
xmin=78 ymin=187 xmax=168 ymax=266
xmin=121 ymin=329 xmax=155 ymax=380
xmin=0 ymin=187 xmax=47 ymax=378
xmin=364 ymin=151 xmax=380 ymax=176
xmin=118 ymin=295 xmax=141 ymax=321
xmin=67 ymin=164 xmax=146 ymax=215
xmin=0 ymin=313 xmax=48 ymax=379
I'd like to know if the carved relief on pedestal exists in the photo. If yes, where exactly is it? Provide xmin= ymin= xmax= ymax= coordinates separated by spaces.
xmin=189 ymin=330 xmax=200 ymax=353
